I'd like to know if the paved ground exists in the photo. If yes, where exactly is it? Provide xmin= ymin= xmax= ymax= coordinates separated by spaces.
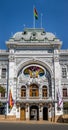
xmin=0 ymin=120 xmax=68 ymax=124
xmin=0 ymin=122 xmax=68 ymax=130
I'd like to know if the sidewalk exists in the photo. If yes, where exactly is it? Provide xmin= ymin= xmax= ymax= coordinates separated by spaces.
xmin=0 ymin=119 xmax=68 ymax=125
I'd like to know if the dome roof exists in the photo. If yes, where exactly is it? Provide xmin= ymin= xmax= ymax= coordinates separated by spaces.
xmin=9 ymin=28 xmax=58 ymax=42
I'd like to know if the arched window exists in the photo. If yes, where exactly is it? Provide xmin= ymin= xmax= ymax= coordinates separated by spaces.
xmin=30 ymin=84 xmax=39 ymax=97
xmin=42 ymin=86 xmax=47 ymax=97
xmin=24 ymin=66 xmax=44 ymax=78
xmin=21 ymin=86 xmax=26 ymax=97
xmin=62 ymin=67 xmax=67 ymax=78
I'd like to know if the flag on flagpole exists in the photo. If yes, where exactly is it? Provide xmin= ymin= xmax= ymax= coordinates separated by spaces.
xmin=34 ymin=8 xmax=38 ymax=19
xmin=9 ymin=89 xmax=14 ymax=109
xmin=57 ymin=88 xmax=63 ymax=108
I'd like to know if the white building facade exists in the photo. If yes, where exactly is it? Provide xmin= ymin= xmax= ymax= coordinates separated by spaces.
xmin=0 ymin=28 xmax=68 ymax=121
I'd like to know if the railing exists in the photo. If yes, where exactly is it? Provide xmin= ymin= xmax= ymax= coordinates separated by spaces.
xmin=29 ymin=96 xmax=39 ymax=99
xmin=19 ymin=96 xmax=48 ymax=99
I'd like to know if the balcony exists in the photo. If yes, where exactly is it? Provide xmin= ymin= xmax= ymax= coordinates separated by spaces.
xmin=16 ymin=96 xmax=54 ymax=104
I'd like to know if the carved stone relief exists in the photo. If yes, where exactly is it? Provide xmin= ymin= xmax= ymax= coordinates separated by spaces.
xmin=9 ymin=55 xmax=15 ymax=62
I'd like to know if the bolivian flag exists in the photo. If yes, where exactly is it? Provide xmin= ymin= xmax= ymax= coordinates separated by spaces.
xmin=34 ymin=8 xmax=38 ymax=19
xmin=9 ymin=89 xmax=14 ymax=109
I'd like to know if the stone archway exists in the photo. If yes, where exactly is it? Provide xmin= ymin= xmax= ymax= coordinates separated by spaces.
xmin=17 ymin=62 xmax=52 ymax=98
xmin=30 ymin=105 xmax=39 ymax=120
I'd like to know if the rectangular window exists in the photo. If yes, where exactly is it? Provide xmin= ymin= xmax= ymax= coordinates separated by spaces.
xmin=63 ymin=88 xmax=67 ymax=97
xmin=63 ymin=102 xmax=68 ymax=114
xmin=43 ymin=91 xmax=47 ymax=97
xmin=21 ymin=90 xmax=26 ymax=97
xmin=62 ymin=68 xmax=67 ymax=78
xmin=32 ymin=90 xmax=36 ymax=97
xmin=1 ymin=92 xmax=5 ymax=97
xmin=1 ymin=68 xmax=6 ymax=79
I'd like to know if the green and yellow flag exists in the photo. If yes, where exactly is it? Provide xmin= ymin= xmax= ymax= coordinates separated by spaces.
xmin=34 ymin=8 xmax=38 ymax=19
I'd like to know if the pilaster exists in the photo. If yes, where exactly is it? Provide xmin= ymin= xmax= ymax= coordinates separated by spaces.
xmin=54 ymin=49 xmax=63 ymax=115
xmin=26 ymin=104 xmax=30 ymax=120
xmin=8 ymin=49 xmax=16 ymax=115
xmin=39 ymin=103 xmax=43 ymax=120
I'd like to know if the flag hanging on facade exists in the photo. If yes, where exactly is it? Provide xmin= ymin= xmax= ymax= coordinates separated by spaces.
xmin=34 ymin=8 xmax=38 ymax=19
xmin=9 ymin=89 xmax=14 ymax=109
xmin=57 ymin=88 xmax=63 ymax=108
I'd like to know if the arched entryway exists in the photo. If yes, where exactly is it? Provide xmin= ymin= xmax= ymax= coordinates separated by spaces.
xmin=20 ymin=107 xmax=25 ymax=120
xmin=30 ymin=105 xmax=39 ymax=120
xmin=43 ymin=107 xmax=48 ymax=120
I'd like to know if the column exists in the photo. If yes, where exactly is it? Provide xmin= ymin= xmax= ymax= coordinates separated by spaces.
xmin=39 ymin=103 xmax=43 ymax=120
xmin=26 ymin=103 xmax=30 ymax=120
xmin=8 ymin=49 xmax=16 ymax=115
xmin=6 ymin=102 xmax=9 ymax=116
xmin=54 ymin=49 xmax=63 ymax=117
xmin=26 ymin=86 xmax=29 ymax=99
xmin=51 ymin=76 xmax=54 ymax=100
xmin=39 ymin=85 xmax=42 ymax=99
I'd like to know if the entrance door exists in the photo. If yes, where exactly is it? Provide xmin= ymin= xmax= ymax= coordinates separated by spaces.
xmin=43 ymin=107 xmax=48 ymax=120
xmin=20 ymin=108 xmax=25 ymax=120
xmin=30 ymin=105 xmax=39 ymax=120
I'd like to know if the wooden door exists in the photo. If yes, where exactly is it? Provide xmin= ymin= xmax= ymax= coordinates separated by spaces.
xmin=20 ymin=108 xmax=25 ymax=120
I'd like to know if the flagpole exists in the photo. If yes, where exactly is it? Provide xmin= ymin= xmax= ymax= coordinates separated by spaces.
xmin=41 ymin=13 xmax=43 ymax=28
xmin=33 ymin=5 xmax=35 ymax=28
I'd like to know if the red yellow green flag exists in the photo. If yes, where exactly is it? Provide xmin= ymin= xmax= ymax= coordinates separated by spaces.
xmin=9 ymin=89 xmax=14 ymax=109
xmin=34 ymin=8 xmax=38 ymax=19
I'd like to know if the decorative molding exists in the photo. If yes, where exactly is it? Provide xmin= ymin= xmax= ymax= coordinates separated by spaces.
xmin=54 ymin=55 xmax=59 ymax=62
xmin=9 ymin=55 xmax=15 ymax=62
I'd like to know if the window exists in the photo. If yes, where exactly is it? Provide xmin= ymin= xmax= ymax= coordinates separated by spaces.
xmin=63 ymin=88 xmax=67 ymax=97
xmin=30 ymin=84 xmax=39 ymax=97
xmin=62 ymin=67 xmax=67 ymax=78
xmin=21 ymin=86 xmax=26 ymax=97
xmin=24 ymin=65 xmax=44 ymax=78
xmin=42 ymin=86 xmax=47 ymax=97
xmin=63 ymin=102 xmax=68 ymax=114
xmin=0 ymin=92 xmax=5 ymax=97
xmin=0 ymin=86 xmax=5 ymax=98
xmin=1 ymin=68 xmax=6 ymax=79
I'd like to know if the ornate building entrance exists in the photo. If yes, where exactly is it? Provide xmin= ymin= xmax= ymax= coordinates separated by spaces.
xmin=30 ymin=105 xmax=39 ymax=120
xmin=43 ymin=107 xmax=48 ymax=120
xmin=17 ymin=63 xmax=52 ymax=121
xmin=20 ymin=107 xmax=25 ymax=120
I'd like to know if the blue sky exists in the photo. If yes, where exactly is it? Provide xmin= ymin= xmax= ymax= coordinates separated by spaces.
xmin=0 ymin=0 xmax=68 ymax=49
